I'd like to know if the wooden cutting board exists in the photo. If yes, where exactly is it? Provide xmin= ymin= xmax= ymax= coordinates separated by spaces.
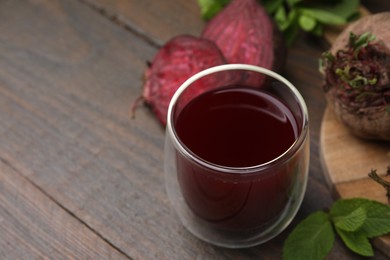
xmin=320 ymin=106 xmax=390 ymax=256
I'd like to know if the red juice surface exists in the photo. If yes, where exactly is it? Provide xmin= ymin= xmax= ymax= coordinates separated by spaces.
xmin=175 ymin=86 xmax=298 ymax=167
xmin=174 ymin=85 xmax=301 ymax=230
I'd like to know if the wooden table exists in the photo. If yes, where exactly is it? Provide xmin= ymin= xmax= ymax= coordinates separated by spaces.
xmin=0 ymin=0 xmax=389 ymax=259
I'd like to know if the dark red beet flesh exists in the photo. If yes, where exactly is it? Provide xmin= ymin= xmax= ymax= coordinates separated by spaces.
xmin=141 ymin=35 xmax=226 ymax=126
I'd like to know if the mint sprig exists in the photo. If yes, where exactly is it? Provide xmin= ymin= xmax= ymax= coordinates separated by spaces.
xmin=263 ymin=0 xmax=361 ymax=45
xmin=335 ymin=228 xmax=373 ymax=256
xmin=283 ymin=211 xmax=334 ymax=260
xmin=332 ymin=206 xmax=366 ymax=232
xmin=283 ymin=198 xmax=390 ymax=259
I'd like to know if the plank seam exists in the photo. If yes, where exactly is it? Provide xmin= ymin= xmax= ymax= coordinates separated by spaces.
xmin=0 ymin=156 xmax=133 ymax=260
xmin=77 ymin=0 xmax=161 ymax=49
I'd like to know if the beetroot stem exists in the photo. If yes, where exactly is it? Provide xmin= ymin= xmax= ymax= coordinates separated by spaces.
xmin=368 ymin=168 xmax=390 ymax=204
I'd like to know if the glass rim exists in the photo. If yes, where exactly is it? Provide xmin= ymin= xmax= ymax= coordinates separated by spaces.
xmin=166 ymin=64 xmax=309 ymax=174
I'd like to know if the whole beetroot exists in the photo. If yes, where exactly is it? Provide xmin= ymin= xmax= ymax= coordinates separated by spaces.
xmin=140 ymin=35 xmax=226 ymax=126
xmin=202 ymin=0 xmax=285 ymax=81
xmin=320 ymin=12 xmax=390 ymax=141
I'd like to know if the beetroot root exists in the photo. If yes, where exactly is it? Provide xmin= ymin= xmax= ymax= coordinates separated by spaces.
xmin=320 ymin=12 xmax=390 ymax=141
xmin=202 ymin=0 xmax=285 ymax=82
xmin=141 ymin=35 xmax=226 ymax=126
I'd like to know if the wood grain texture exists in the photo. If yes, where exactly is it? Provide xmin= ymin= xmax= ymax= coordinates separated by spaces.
xmin=0 ymin=0 xmax=172 ymax=258
xmin=0 ymin=0 xmax=263 ymax=259
xmin=320 ymin=2 xmax=390 ymax=256
xmin=80 ymin=0 xmax=204 ymax=46
xmin=0 ymin=0 xmax=389 ymax=259
xmin=320 ymin=106 xmax=390 ymax=256
xmin=0 ymin=159 xmax=127 ymax=259
xmin=320 ymin=107 xmax=389 ymax=185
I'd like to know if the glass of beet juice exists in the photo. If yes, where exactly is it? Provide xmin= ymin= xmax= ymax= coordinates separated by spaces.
xmin=164 ymin=64 xmax=309 ymax=248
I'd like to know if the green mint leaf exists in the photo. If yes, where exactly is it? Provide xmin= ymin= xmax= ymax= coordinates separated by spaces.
xmin=300 ymin=8 xmax=346 ymax=25
xmin=335 ymin=228 xmax=374 ymax=257
xmin=275 ymin=8 xmax=300 ymax=46
xmin=197 ymin=0 xmax=230 ymax=21
xmin=330 ymin=198 xmax=390 ymax=238
xmin=334 ymin=0 xmax=360 ymax=20
xmin=333 ymin=207 xmax=366 ymax=232
xmin=283 ymin=22 xmax=300 ymax=47
xmin=286 ymin=0 xmax=303 ymax=7
xmin=262 ymin=0 xmax=284 ymax=14
xmin=274 ymin=5 xmax=287 ymax=27
xmin=311 ymin=0 xmax=360 ymax=20
xmin=277 ymin=7 xmax=298 ymax=31
xmin=299 ymin=14 xmax=317 ymax=32
xmin=283 ymin=211 xmax=335 ymax=260
xmin=197 ymin=0 xmax=361 ymax=45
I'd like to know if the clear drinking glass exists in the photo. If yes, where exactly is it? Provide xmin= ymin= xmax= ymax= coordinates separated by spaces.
xmin=164 ymin=64 xmax=309 ymax=248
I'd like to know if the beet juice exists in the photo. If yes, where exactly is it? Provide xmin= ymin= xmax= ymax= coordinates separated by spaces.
xmin=165 ymin=65 xmax=309 ymax=248
xmin=173 ymin=85 xmax=300 ymax=230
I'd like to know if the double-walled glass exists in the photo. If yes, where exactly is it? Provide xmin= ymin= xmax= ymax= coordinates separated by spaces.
xmin=164 ymin=64 xmax=309 ymax=248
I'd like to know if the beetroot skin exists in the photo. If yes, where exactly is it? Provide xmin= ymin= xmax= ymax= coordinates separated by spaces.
xmin=138 ymin=0 xmax=286 ymax=126
xmin=320 ymin=12 xmax=390 ymax=140
xmin=141 ymin=35 xmax=226 ymax=126
xmin=202 ymin=0 xmax=285 ymax=73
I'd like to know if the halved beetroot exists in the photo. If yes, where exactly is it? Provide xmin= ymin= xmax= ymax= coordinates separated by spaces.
xmin=202 ymin=0 xmax=285 ymax=78
xmin=140 ymin=35 xmax=227 ymax=126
